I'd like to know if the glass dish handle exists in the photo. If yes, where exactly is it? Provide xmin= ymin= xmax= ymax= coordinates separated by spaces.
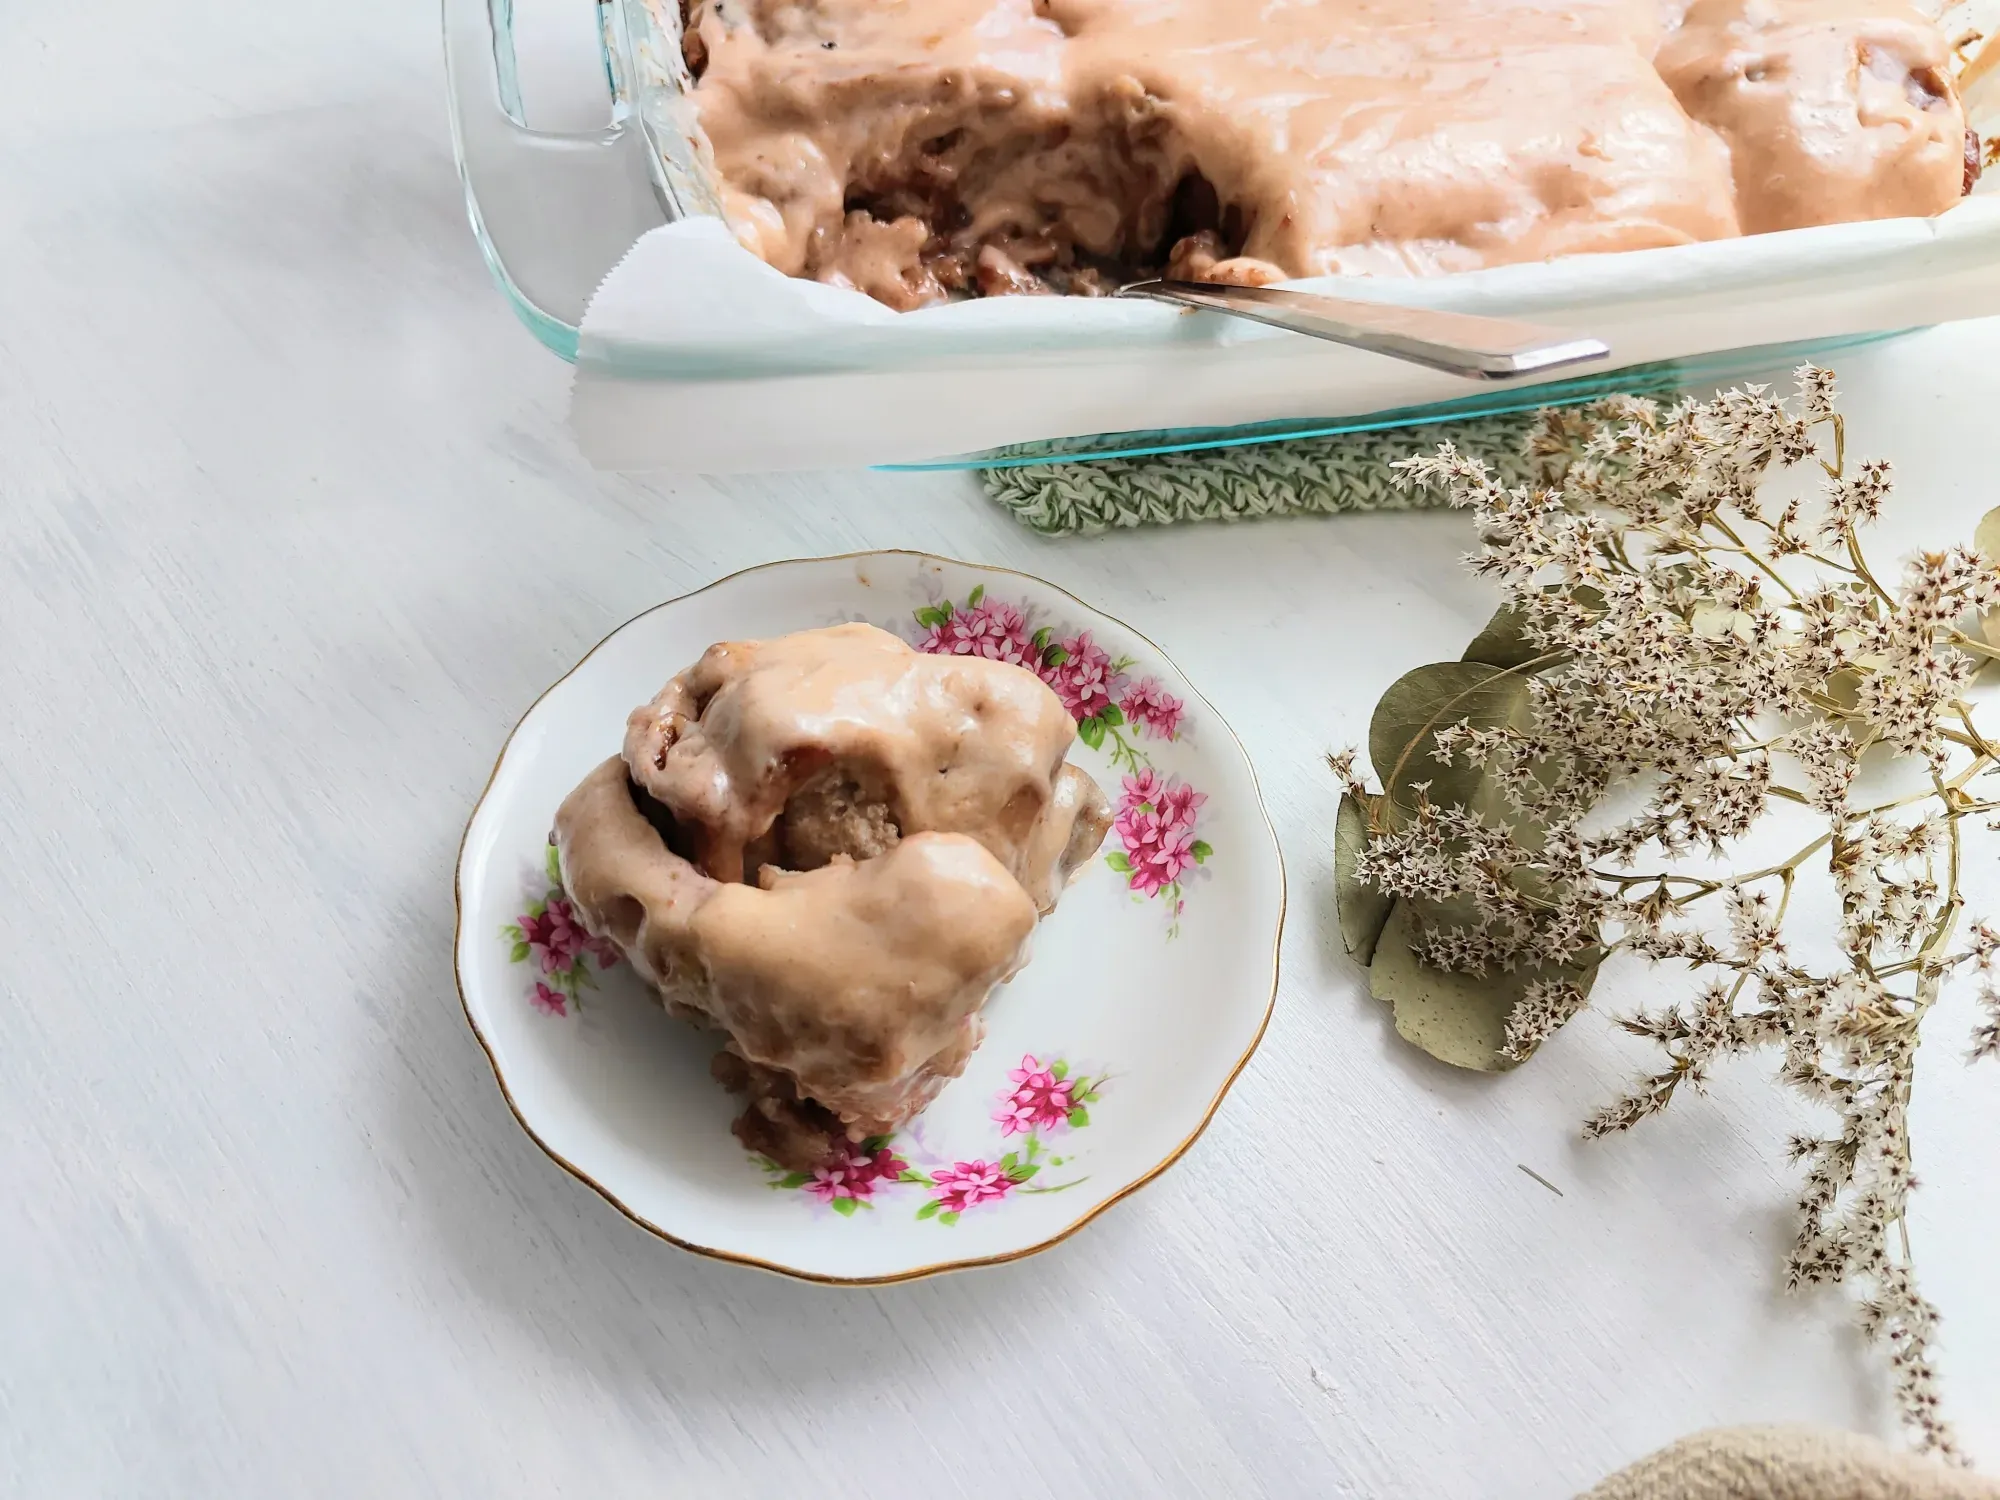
xmin=442 ymin=0 xmax=665 ymax=354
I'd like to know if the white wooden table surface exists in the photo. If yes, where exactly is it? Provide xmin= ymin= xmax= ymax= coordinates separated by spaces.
xmin=4 ymin=4 xmax=1997 ymax=1496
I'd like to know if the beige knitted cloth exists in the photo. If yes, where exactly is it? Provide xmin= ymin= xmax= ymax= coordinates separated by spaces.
xmin=1585 ymin=1428 xmax=2000 ymax=1500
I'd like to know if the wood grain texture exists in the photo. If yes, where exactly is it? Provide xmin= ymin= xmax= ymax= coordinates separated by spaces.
xmin=1 ymin=4 xmax=1996 ymax=1496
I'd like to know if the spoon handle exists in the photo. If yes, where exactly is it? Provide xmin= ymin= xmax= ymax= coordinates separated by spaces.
xmin=1116 ymin=279 xmax=1611 ymax=381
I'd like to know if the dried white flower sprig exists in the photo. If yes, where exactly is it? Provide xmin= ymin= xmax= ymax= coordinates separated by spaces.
xmin=1332 ymin=368 xmax=2000 ymax=1461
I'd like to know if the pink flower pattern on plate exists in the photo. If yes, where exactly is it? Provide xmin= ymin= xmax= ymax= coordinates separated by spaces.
xmin=930 ymin=1161 xmax=1017 ymax=1215
xmin=519 ymin=894 xmax=618 ymax=974
xmin=1157 ymin=779 xmax=1206 ymax=827
xmin=504 ymin=843 xmax=620 ymax=1016
xmin=918 ymin=598 xmax=1038 ymax=668
xmin=1044 ymin=631 xmax=1116 ymax=720
xmin=1121 ymin=768 xmax=1165 ymax=806
xmin=993 ymin=1054 xmax=1077 ymax=1136
xmin=1114 ymin=806 xmax=1197 ymax=898
xmin=1109 ymin=772 xmax=1211 ymax=929
xmin=804 ymin=1142 xmax=910 ymax=1205
xmin=909 ymin=585 xmax=1213 ymax=937
xmin=750 ymin=1055 xmax=1109 ymax=1226
xmin=1119 ymin=676 xmax=1185 ymax=741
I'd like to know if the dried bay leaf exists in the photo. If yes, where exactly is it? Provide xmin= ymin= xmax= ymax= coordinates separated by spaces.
xmin=1974 ymin=505 xmax=2000 ymax=563
xmin=1462 ymin=603 xmax=1544 ymax=671
xmin=1335 ymin=792 xmax=1393 ymax=964
xmin=1359 ymin=634 xmax=1591 ymax=1069
xmin=1369 ymin=901 xmax=1518 ymax=1072
xmin=1368 ymin=660 xmax=1532 ymax=816
xmin=1368 ymin=899 xmax=1602 ymax=1071
xmin=1824 ymin=667 xmax=1865 ymax=717
xmin=1461 ymin=584 xmax=1602 ymax=671
xmin=1975 ymin=506 xmax=2000 ymax=651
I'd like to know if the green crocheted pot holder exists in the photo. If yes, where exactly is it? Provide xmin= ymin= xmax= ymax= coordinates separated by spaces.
xmin=979 ymin=412 xmax=1540 ymax=537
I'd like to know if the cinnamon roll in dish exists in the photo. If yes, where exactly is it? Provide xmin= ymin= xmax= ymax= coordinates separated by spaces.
xmin=674 ymin=0 xmax=1979 ymax=309
xmin=553 ymin=624 xmax=1112 ymax=1170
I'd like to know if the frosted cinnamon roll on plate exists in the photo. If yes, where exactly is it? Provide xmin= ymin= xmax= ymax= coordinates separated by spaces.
xmin=555 ymin=622 xmax=1114 ymax=1171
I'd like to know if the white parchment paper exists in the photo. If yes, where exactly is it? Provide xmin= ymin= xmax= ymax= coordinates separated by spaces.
xmin=571 ymin=198 xmax=2000 ymax=473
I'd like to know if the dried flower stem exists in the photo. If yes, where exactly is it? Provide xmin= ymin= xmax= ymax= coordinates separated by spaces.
xmin=1344 ymin=369 xmax=2000 ymax=1459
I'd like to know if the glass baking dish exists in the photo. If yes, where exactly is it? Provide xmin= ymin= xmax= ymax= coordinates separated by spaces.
xmin=443 ymin=0 xmax=1997 ymax=471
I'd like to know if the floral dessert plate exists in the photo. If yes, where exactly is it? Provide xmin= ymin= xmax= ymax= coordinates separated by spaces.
xmin=455 ymin=551 xmax=1284 ymax=1283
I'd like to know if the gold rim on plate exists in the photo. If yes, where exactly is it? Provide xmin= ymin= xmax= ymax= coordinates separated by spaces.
xmin=451 ymin=549 xmax=1287 ymax=1286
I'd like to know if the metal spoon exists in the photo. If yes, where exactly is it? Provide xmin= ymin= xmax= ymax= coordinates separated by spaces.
xmin=1116 ymin=279 xmax=1610 ymax=380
